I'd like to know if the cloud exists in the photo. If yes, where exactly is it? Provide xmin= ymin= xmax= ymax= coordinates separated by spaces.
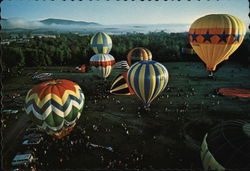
xmin=1 ymin=18 xmax=103 ymax=31
xmin=2 ymin=18 xmax=45 ymax=29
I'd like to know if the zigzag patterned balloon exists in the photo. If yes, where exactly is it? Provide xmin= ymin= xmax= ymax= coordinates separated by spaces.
xmin=25 ymin=79 xmax=85 ymax=138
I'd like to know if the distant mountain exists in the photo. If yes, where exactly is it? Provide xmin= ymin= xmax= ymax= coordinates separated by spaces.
xmin=0 ymin=18 xmax=190 ymax=34
xmin=40 ymin=18 xmax=101 ymax=26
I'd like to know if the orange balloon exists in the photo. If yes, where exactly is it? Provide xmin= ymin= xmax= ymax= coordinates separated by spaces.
xmin=127 ymin=47 xmax=152 ymax=66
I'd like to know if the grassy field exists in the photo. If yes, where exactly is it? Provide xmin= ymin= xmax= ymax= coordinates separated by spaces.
xmin=2 ymin=61 xmax=250 ymax=170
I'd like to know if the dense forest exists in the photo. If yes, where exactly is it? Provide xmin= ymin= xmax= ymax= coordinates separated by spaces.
xmin=1 ymin=32 xmax=250 ymax=73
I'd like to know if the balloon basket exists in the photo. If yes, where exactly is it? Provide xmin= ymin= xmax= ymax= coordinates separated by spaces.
xmin=208 ymin=71 xmax=214 ymax=78
xmin=143 ymin=103 xmax=151 ymax=111
xmin=51 ymin=125 xmax=75 ymax=139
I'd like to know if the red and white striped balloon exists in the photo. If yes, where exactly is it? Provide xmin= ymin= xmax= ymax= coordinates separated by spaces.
xmin=90 ymin=54 xmax=115 ymax=79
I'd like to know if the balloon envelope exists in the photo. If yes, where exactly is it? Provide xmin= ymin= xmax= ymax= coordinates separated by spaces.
xmin=110 ymin=72 xmax=134 ymax=95
xmin=112 ymin=60 xmax=130 ymax=70
xmin=201 ymin=120 xmax=250 ymax=170
xmin=25 ymin=79 xmax=85 ymax=139
xmin=127 ymin=47 xmax=152 ymax=66
xmin=189 ymin=14 xmax=246 ymax=71
xmin=90 ymin=54 xmax=115 ymax=79
xmin=90 ymin=32 xmax=112 ymax=54
xmin=127 ymin=60 xmax=169 ymax=107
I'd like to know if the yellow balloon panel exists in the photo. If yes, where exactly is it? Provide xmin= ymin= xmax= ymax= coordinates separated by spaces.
xmin=189 ymin=14 xmax=246 ymax=71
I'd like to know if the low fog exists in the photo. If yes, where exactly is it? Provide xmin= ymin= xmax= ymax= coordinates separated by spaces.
xmin=1 ymin=18 xmax=190 ymax=33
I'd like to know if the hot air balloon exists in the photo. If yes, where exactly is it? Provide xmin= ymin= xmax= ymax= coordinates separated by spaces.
xmin=110 ymin=72 xmax=134 ymax=95
xmin=90 ymin=32 xmax=112 ymax=54
xmin=25 ymin=79 xmax=85 ymax=139
xmin=201 ymin=120 xmax=250 ymax=171
xmin=127 ymin=47 xmax=152 ymax=66
xmin=112 ymin=60 xmax=130 ymax=70
xmin=189 ymin=14 xmax=246 ymax=76
xmin=127 ymin=60 xmax=169 ymax=108
xmin=90 ymin=54 xmax=115 ymax=79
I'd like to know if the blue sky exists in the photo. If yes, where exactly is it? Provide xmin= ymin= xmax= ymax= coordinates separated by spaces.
xmin=1 ymin=0 xmax=249 ymax=26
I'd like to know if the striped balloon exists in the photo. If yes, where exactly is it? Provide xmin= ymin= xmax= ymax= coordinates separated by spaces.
xmin=25 ymin=79 xmax=85 ymax=138
xmin=127 ymin=60 xmax=169 ymax=107
xmin=112 ymin=60 xmax=130 ymax=70
xmin=90 ymin=54 xmax=115 ymax=79
xmin=145 ymin=48 xmax=152 ymax=60
xmin=90 ymin=32 xmax=112 ymax=54
xmin=110 ymin=72 xmax=134 ymax=95
xmin=127 ymin=47 xmax=152 ymax=66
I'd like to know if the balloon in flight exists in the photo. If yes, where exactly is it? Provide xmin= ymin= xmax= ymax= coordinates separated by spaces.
xmin=90 ymin=32 xmax=112 ymax=54
xmin=90 ymin=54 xmax=115 ymax=79
xmin=189 ymin=14 xmax=246 ymax=71
xmin=127 ymin=60 xmax=169 ymax=107
xmin=25 ymin=79 xmax=85 ymax=139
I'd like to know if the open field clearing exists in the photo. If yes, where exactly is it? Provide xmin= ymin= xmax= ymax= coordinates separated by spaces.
xmin=2 ymin=61 xmax=250 ymax=170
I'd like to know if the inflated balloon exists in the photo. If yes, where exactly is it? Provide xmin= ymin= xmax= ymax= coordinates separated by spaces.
xmin=90 ymin=54 xmax=115 ymax=79
xmin=189 ymin=14 xmax=246 ymax=71
xmin=110 ymin=72 xmax=134 ymax=95
xmin=112 ymin=60 xmax=130 ymax=70
xmin=25 ymin=79 xmax=85 ymax=139
xmin=127 ymin=60 xmax=169 ymax=107
xmin=201 ymin=120 xmax=250 ymax=171
xmin=127 ymin=47 xmax=152 ymax=66
xmin=145 ymin=48 xmax=152 ymax=60
xmin=90 ymin=32 xmax=112 ymax=54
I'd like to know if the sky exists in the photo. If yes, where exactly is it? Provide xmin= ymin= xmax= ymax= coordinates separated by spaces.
xmin=1 ymin=0 xmax=249 ymax=27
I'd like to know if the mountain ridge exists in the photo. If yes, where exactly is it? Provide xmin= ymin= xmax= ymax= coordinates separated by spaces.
xmin=40 ymin=18 xmax=101 ymax=26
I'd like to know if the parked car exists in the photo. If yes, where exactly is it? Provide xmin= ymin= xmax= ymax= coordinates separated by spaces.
xmin=11 ymin=153 xmax=34 ymax=166
xmin=23 ymin=133 xmax=43 ymax=140
xmin=22 ymin=137 xmax=43 ymax=145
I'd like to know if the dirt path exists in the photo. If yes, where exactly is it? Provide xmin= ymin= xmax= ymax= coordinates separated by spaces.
xmin=3 ymin=113 xmax=30 ymax=156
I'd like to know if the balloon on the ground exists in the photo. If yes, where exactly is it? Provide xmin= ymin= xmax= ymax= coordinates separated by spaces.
xmin=90 ymin=32 xmax=112 ymax=54
xmin=127 ymin=60 xmax=169 ymax=107
xmin=189 ymin=14 xmax=246 ymax=71
xmin=90 ymin=54 xmax=115 ymax=79
xmin=25 ymin=79 xmax=85 ymax=139
xmin=127 ymin=47 xmax=152 ymax=66
xmin=110 ymin=72 xmax=134 ymax=95
xmin=218 ymin=88 xmax=250 ymax=98
xmin=201 ymin=120 xmax=250 ymax=171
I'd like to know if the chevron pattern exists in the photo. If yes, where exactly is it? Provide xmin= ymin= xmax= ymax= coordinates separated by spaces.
xmin=25 ymin=79 xmax=85 ymax=134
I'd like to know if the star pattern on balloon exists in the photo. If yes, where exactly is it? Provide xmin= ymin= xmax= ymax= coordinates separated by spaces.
xmin=202 ymin=31 xmax=214 ymax=43
xmin=217 ymin=30 xmax=230 ymax=43
xmin=232 ymin=33 xmax=241 ymax=42
xmin=190 ymin=32 xmax=199 ymax=42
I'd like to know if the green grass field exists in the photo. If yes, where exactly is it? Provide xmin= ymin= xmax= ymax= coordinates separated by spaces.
xmin=2 ymin=61 xmax=250 ymax=169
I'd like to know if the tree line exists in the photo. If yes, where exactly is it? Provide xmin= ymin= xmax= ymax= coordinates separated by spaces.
xmin=2 ymin=32 xmax=250 ymax=73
